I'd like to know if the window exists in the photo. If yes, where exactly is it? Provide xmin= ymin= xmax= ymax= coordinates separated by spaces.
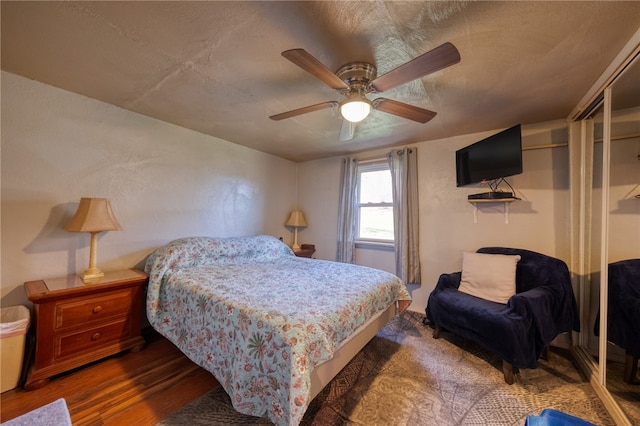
xmin=356 ymin=162 xmax=394 ymax=242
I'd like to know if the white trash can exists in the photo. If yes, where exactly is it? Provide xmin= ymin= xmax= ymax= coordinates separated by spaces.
xmin=1 ymin=305 xmax=30 ymax=393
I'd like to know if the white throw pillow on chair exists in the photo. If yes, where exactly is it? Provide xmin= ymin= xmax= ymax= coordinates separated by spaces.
xmin=458 ymin=251 xmax=521 ymax=304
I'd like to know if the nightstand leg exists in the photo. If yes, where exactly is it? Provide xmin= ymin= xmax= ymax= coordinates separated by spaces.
xmin=130 ymin=342 xmax=145 ymax=353
xmin=24 ymin=374 xmax=50 ymax=391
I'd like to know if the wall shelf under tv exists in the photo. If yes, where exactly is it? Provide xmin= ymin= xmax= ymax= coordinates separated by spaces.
xmin=467 ymin=198 xmax=518 ymax=203
xmin=467 ymin=198 xmax=518 ymax=224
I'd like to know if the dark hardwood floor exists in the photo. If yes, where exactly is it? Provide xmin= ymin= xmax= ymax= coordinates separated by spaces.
xmin=0 ymin=334 xmax=219 ymax=425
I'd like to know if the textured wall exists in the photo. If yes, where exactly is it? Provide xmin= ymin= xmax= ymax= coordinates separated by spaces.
xmin=298 ymin=120 xmax=573 ymax=313
xmin=1 ymin=71 xmax=297 ymax=306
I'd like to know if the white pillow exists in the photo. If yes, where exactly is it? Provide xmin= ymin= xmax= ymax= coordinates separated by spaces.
xmin=457 ymin=251 xmax=521 ymax=304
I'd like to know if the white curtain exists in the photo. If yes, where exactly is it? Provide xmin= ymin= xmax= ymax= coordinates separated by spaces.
xmin=388 ymin=147 xmax=421 ymax=284
xmin=336 ymin=157 xmax=359 ymax=263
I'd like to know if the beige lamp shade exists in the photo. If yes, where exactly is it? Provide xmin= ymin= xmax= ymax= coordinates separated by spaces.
xmin=285 ymin=210 xmax=307 ymax=252
xmin=65 ymin=198 xmax=122 ymax=232
xmin=65 ymin=198 xmax=122 ymax=283
xmin=285 ymin=210 xmax=308 ymax=227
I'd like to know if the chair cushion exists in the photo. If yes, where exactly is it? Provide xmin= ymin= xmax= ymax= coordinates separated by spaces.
xmin=458 ymin=251 xmax=521 ymax=304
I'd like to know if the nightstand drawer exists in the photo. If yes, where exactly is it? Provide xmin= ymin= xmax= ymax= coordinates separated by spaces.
xmin=56 ymin=319 xmax=130 ymax=358
xmin=55 ymin=290 xmax=134 ymax=329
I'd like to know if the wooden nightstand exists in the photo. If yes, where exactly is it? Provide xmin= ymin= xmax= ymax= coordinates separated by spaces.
xmin=294 ymin=244 xmax=316 ymax=258
xmin=23 ymin=269 xmax=147 ymax=390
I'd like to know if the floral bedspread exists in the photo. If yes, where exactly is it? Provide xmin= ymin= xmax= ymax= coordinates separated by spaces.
xmin=145 ymin=235 xmax=410 ymax=426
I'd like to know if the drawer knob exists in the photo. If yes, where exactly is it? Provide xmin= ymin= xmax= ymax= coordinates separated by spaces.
xmin=91 ymin=333 xmax=101 ymax=341
xmin=92 ymin=306 xmax=103 ymax=314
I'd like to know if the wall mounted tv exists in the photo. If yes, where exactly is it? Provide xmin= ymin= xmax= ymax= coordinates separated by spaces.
xmin=455 ymin=124 xmax=522 ymax=187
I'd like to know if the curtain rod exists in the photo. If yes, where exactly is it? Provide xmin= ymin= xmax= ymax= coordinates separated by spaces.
xmin=357 ymin=157 xmax=386 ymax=164
xmin=357 ymin=147 xmax=414 ymax=163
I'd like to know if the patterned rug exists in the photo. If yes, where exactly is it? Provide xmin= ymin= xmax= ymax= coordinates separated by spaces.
xmin=156 ymin=311 xmax=614 ymax=426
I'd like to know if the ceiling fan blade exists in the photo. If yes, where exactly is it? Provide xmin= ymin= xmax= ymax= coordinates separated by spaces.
xmin=269 ymin=101 xmax=338 ymax=121
xmin=373 ymin=98 xmax=437 ymax=123
xmin=339 ymin=119 xmax=355 ymax=141
xmin=282 ymin=49 xmax=349 ymax=91
xmin=370 ymin=42 xmax=460 ymax=93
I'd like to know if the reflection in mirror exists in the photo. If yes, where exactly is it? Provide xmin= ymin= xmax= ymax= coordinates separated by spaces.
xmin=589 ymin=104 xmax=604 ymax=365
xmin=606 ymin=55 xmax=640 ymax=423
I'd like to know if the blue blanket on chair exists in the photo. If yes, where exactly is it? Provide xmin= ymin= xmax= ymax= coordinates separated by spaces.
xmin=594 ymin=259 xmax=640 ymax=357
xmin=427 ymin=247 xmax=580 ymax=369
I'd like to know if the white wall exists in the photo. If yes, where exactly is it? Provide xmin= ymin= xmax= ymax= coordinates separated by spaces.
xmin=1 ymin=71 xmax=297 ymax=306
xmin=608 ymin=108 xmax=640 ymax=263
xmin=295 ymin=157 xmax=340 ymax=260
xmin=298 ymin=120 xmax=572 ymax=313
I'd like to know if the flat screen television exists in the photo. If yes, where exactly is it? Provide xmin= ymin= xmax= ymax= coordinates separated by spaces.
xmin=455 ymin=124 xmax=522 ymax=187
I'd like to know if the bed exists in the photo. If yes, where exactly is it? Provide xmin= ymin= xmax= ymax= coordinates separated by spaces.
xmin=145 ymin=235 xmax=411 ymax=426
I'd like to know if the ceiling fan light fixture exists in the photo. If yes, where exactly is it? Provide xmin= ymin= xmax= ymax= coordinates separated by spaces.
xmin=340 ymin=97 xmax=372 ymax=123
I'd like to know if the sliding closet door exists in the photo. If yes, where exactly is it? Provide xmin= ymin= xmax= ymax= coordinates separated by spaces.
xmin=605 ymin=55 xmax=640 ymax=424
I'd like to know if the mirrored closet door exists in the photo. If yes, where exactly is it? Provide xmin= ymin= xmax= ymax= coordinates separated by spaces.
xmin=605 ymin=55 xmax=639 ymax=424
xmin=572 ymin=38 xmax=639 ymax=426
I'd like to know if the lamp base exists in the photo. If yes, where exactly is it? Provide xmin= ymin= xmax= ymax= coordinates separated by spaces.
xmin=80 ymin=268 xmax=104 ymax=284
xmin=292 ymin=243 xmax=301 ymax=252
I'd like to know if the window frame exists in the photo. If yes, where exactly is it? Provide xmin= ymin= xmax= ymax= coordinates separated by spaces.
xmin=355 ymin=161 xmax=395 ymax=246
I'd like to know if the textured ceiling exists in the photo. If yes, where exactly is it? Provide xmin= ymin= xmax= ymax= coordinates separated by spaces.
xmin=2 ymin=1 xmax=639 ymax=162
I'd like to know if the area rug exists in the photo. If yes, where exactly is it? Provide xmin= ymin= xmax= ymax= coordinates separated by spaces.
xmin=3 ymin=398 xmax=72 ymax=426
xmin=156 ymin=311 xmax=614 ymax=426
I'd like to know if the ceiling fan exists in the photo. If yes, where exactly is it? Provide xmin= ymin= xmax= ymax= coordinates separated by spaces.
xmin=269 ymin=42 xmax=461 ymax=140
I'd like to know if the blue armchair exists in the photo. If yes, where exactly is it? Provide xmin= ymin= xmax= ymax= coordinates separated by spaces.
xmin=426 ymin=247 xmax=580 ymax=384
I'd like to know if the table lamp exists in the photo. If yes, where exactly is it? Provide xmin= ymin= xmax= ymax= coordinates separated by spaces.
xmin=65 ymin=197 xmax=122 ymax=282
xmin=285 ymin=210 xmax=307 ymax=252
